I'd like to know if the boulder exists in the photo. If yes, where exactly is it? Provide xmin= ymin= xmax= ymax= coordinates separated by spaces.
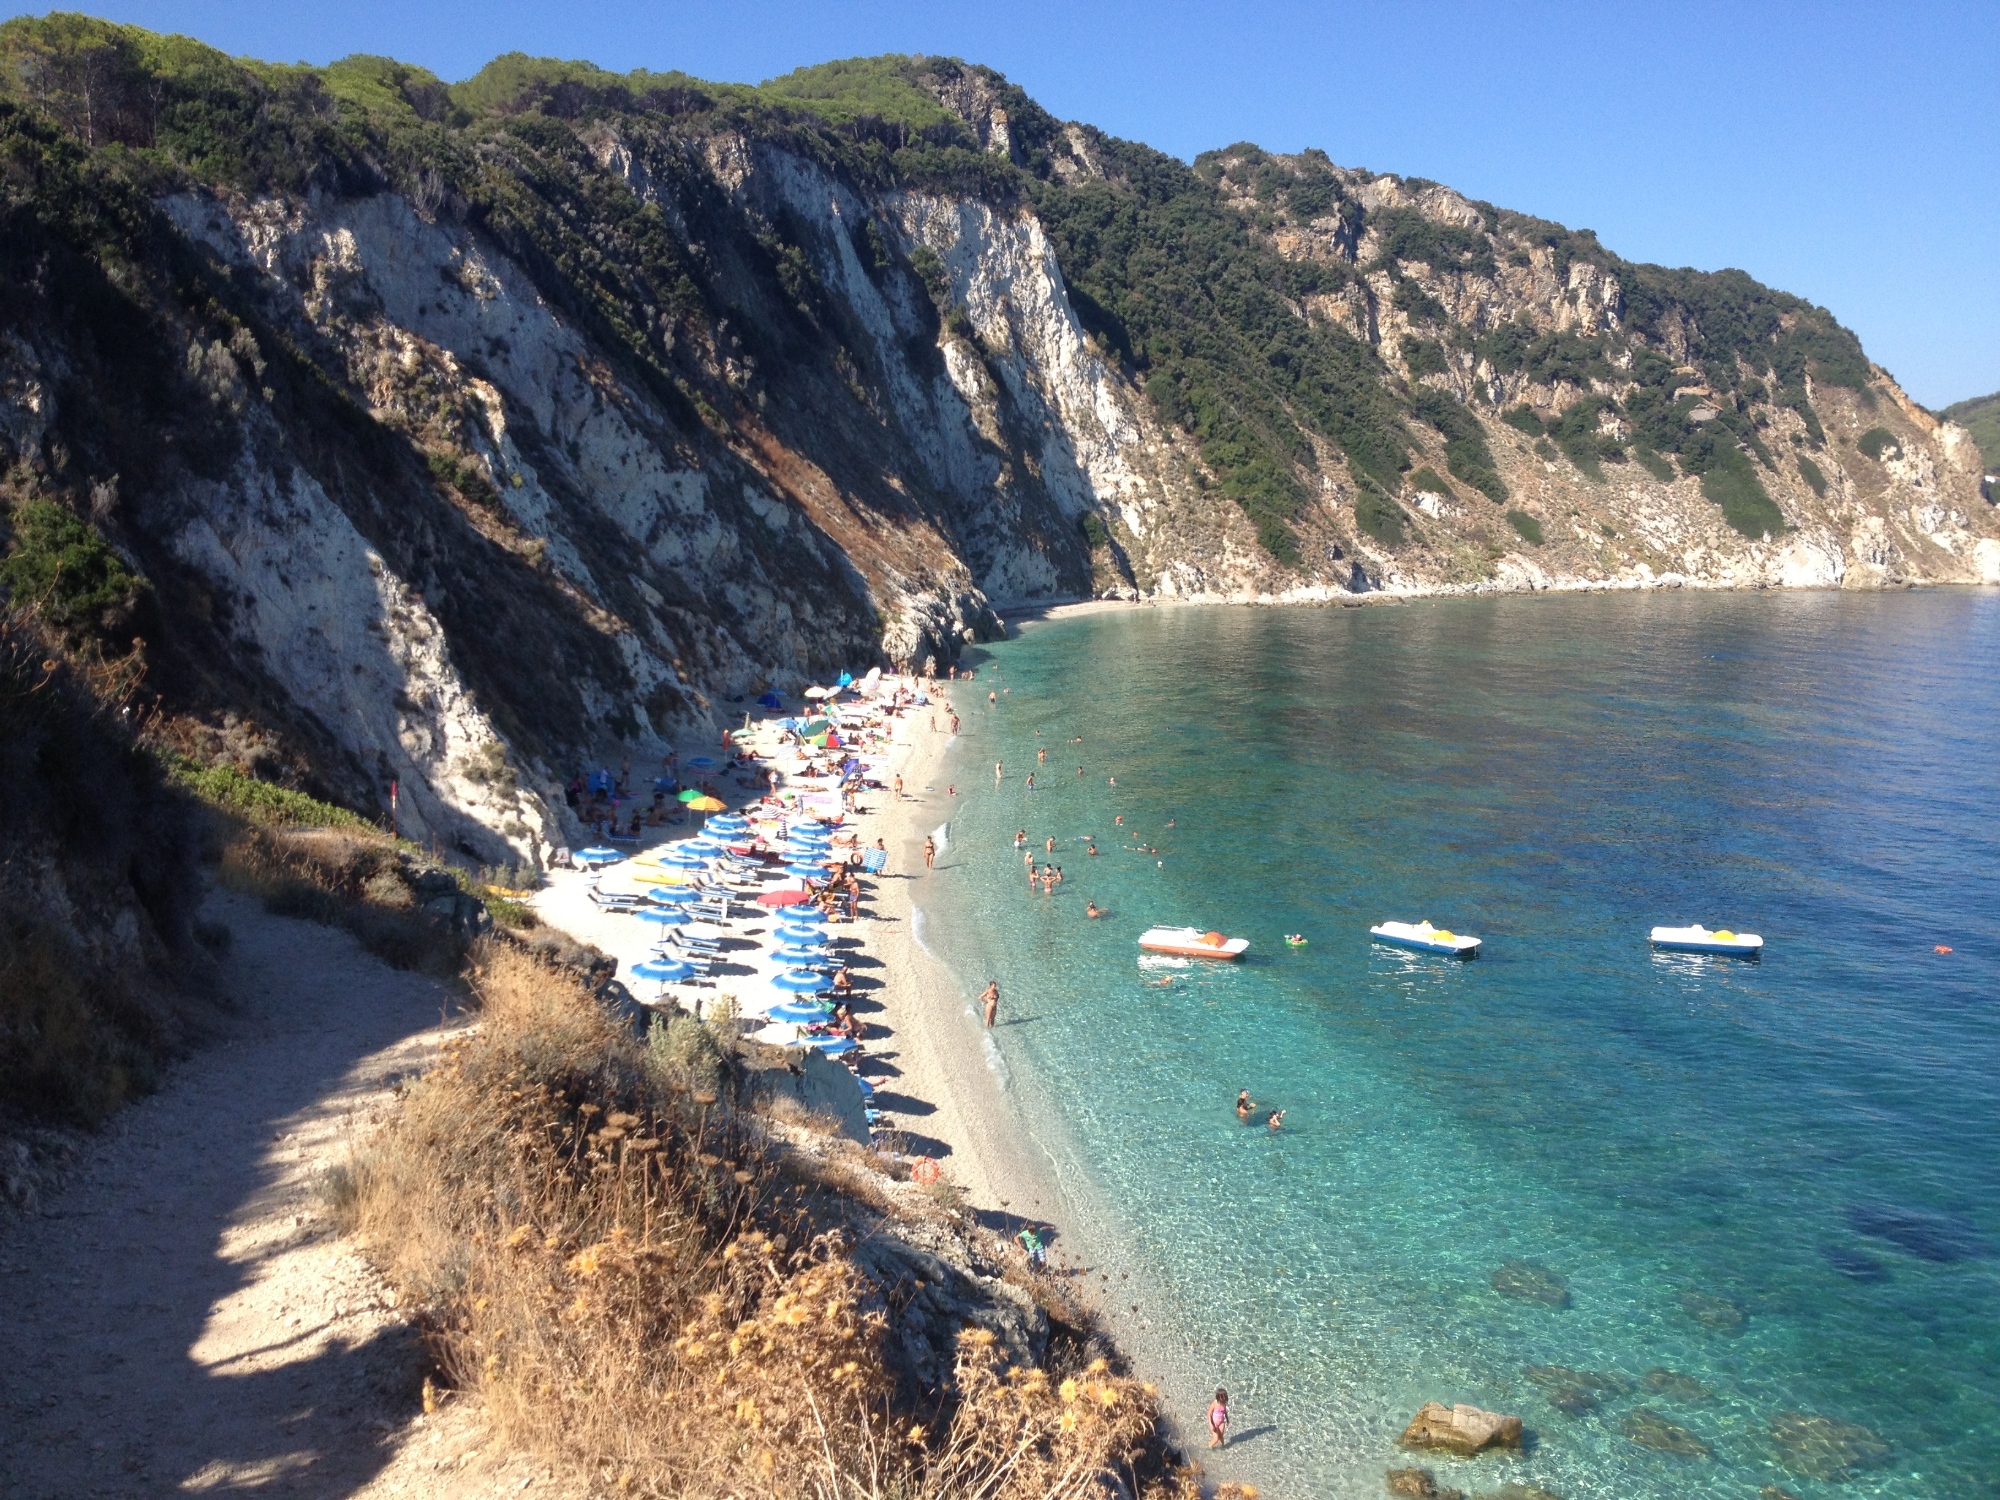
xmin=1385 ymin=1469 xmax=1463 ymax=1500
xmin=1621 ymin=1407 xmax=1712 ymax=1459
xmin=1642 ymin=1368 xmax=1712 ymax=1402
xmin=1769 ymin=1411 xmax=1891 ymax=1480
xmin=1399 ymin=1402 xmax=1523 ymax=1455
xmin=1523 ymin=1364 xmax=1629 ymax=1415
xmin=1679 ymin=1289 xmax=1745 ymax=1332
xmin=1492 ymin=1260 xmax=1570 ymax=1308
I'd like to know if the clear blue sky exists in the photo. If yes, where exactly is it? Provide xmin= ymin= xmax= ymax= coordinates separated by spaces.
xmin=23 ymin=1 xmax=2000 ymax=406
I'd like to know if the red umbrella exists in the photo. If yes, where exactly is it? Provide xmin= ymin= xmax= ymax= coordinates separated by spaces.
xmin=756 ymin=889 xmax=813 ymax=908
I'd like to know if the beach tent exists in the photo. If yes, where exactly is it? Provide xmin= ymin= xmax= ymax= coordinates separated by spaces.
xmin=757 ymin=691 xmax=784 ymax=709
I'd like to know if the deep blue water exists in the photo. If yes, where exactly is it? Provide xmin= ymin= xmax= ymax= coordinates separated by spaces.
xmin=915 ymin=591 xmax=2000 ymax=1500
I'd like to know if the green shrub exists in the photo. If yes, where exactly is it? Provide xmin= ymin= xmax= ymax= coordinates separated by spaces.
xmin=1700 ymin=464 xmax=1787 ymax=539
xmin=1505 ymin=509 xmax=1543 ymax=545
xmin=1634 ymin=445 xmax=1676 ymax=481
xmin=1392 ymin=277 xmax=1447 ymax=324
xmin=167 ymin=757 xmax=369 ymax=828
xmin=1534 ymin=437 xmax=1557 ymax=461
xmin=1502 ymin=405 xmax=1545 ymax=437
xmin=1411 ymin=387 xmax=1507 ymax=501
xmin=1355 ymin=490 xmax=1406 ymax=546
xmin=1399 ymin=336 xmax=1448 ymax=377
xmin=1077 ymin=512 xmax=1110 ymax=550
xmin=1406 ymin=466 xmax=1450 ymax=497
xmin=0 ymin=499 xmax=141 ymax=636
xmin=1856 ymin=426 xmax=1898 ymax=460
xmin=1797 ymin=455 xmax=1827 ymax=496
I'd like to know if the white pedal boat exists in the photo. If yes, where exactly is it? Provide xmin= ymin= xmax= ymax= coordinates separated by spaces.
xmin=1370 ymin=920 xmax=1481 ymax=958
xmin=1650 ymin=924 xmax=1763 ymax=956
xmin=1138 ymin=926 xmax=1249 ymax=960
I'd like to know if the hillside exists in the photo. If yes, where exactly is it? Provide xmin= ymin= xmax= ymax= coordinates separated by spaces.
xmin=1941 ymin=390 xmax=2000 ymax=475
xmin=0 ymin=19 xmax=1994 ymax=863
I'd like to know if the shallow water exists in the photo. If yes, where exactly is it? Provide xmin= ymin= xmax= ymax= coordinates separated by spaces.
xmin=915 ymin=592 xmax=2000 ymax=1500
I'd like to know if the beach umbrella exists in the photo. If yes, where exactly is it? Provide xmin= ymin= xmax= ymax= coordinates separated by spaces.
xmin=776 ymin=904 xmax=825 ymax=923
xmin=804 ymin=1035 xmax=857 ymax=1056
xmin=631 ymin=958 xmax=697 ymax=984
xmin=706 ymin=814 xmax=750 ymax=833
xmin=687 ymin=795 xmax=727 ymax=812
xmin=678 ymin=836 xmax=725 ymax=854
xmin=767 ymin=1000 xmax=833 ymax=1024
xmin=757 ymin=692 xmax=784 ymax=710
xmin=772 ymin=969 xmax=830 ymax=993
xmin=852 ymin=1075 xmax=875 ymax=1097
xmin=774 ymin=944 xmax=829 ymax=965
xmin=575 ymin=847 xmax=623 ymax=865
xmin=631 ymin=907 xmax=690 ymax=928
xmin=646 ymin=885 xmax=699 ymax=905
xmin=776 ymin=915 xmax=827 ymax=936
xmin=783 ymin=864 xmax=827 ymax=881
xmin=675 ymin=788 xmax=702 ymax=803
xmin=755 ymin=889 xmax=812 ymax=908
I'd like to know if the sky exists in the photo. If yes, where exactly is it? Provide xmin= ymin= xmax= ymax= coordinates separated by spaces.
xmin=18 ymin=1 xmax=1998 ymax=407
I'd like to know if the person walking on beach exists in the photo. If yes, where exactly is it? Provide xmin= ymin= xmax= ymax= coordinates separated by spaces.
xmin=949 ymin=713 xmax=960 ymax=734
xmin=1208 ymin=1389 xmax=1230 ymax=1449
xmin=980 ymin=981 xmax=1000 ymax=1028
xmin=923 ymin=836 xmax=936 ymax=870
xmin=1016 ymin=1224 xmax=1047 ymax=1271
xmin=894 ymin=774 xmax=903 ymax=800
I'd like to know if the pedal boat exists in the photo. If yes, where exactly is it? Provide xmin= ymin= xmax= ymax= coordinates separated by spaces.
xmin=1138 ymin=926 xmax=1249 ymax=959
xmin=1650 ymin=924 xmax=1763 ymax=956
xmin=1370 ymin=920 xmax=1481 ymax=958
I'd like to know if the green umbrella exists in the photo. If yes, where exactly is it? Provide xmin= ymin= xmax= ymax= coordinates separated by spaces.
xmin=676 ymin=788 xmax=702 ymax=803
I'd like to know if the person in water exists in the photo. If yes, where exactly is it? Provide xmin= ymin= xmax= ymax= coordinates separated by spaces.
xmin=1015 ymin=829 xmax=1027 ymax=847
xmin=1086 ymin=900 xmax=1104 ymax=918
xmin=1086 ymin=842 xmax=1098 ymax=855
xmin=1236 ymin=1090 xmax=1255 ymax=1120
xmin=1266 ymin=1108 xmax=1287 ymax=1131
xmin=923 ymin=836 xmax=936 ymax=870
xmin=1046 ymin=836 xmax=1056 ymax=853
xmin=980 ymin=980 xmax=1000 ymax=1028
xmin=1208 ymin=1388 xmax=1230 ymax=1449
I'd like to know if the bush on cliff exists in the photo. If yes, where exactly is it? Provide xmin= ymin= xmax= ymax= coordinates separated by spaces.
xmin=345 ymin=941 xmax=1195 ymax=1498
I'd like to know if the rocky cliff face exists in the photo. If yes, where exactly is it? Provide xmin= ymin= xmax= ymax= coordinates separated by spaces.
xmin=0 ymin=27 xmax=1991 ymax=861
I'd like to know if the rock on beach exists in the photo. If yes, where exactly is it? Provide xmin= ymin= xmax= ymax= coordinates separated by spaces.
xmin=1399 ymin=1401 xmax=1524 ymax=1455
xmin=1385 ymin=1468 xmax=1464 ymax=1500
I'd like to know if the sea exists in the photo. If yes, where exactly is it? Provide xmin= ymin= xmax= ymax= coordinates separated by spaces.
xmin=910 ymin=590 xmax=2000 ymax=1500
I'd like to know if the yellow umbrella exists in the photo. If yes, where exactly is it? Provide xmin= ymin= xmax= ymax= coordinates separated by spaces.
xmin=687 ymin=795 xmax=727 ymax=812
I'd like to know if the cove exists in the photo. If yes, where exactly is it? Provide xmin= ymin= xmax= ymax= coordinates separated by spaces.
xmin=916 ymin=591 xmax=2000 ymax=1499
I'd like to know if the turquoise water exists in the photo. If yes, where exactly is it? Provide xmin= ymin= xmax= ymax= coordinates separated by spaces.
xmin=914 ymin=592 xmax=2000 ymax=1500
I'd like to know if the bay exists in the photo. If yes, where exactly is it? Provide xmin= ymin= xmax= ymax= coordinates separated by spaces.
xmin=916 ymin=590 xmax=2000 ymax=1499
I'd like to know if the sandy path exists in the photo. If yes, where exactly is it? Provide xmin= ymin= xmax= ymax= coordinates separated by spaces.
xmin=0 ymin=892 xmax=563 ymax=1499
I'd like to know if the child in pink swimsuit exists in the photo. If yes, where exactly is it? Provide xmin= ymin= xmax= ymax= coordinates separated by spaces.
xmin=1208 ymin=1388 xmax=1229 ymax=1448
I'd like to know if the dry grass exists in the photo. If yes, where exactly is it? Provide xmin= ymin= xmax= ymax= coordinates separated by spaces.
xmin=349 ymin=941 xmax=1197 ymax=1499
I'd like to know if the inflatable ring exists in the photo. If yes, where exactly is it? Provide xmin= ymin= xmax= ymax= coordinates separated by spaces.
xmin=911 ymin=1157 xmax=942 ymax=1185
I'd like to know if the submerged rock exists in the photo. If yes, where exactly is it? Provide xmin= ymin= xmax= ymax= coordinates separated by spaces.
xmin=1488 ymin=1487 xmax=1568 ymax=1500
xmin=1492 ymin=1260 xmax=1571 ymax=1308
xmin=1760 ymin=1488 xmax=1802 ymax=1500
xmin=1679 ymin=1289 xmax=1746 ymax=1332
xmin=1770 ymin=1411 xmax=1892 ymax=1480
xmin=1400 ymin=1402 xmax=1525 ymax=1455
xmin=1523 ymin=1364 xmax=1629 ymax=1415
xmin=1621 ymin=1407 xmax=1713 ymax=1458
xmin=1385 ymin=1468 xmax=1464 ymax=1500
xmin=1643 ymin=1368 xmax=1713 ymax=1402
xmin=1845 ymin=1203 xmax=1986 ymax=1263
xmin=1822 ymin=1243 xmax=1892 ymax=1282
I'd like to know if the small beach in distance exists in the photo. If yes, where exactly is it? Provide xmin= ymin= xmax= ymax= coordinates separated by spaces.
xmin=909 ymin=589 xmax=2000 ymax=1499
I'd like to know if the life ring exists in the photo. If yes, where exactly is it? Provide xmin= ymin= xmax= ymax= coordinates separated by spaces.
xmin=910 ymin=1157 xmax=942 ymax=1184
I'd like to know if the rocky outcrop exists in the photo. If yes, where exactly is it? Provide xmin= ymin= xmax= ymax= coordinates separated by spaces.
xmin=1385 ymin=1468 xmax=1463 ymax=1499
xmin=1399 ymin=1401 xmax=1523 ymax=1455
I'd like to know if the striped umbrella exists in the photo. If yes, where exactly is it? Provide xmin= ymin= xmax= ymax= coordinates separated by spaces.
xmin=773 ymin=944 xmax=830 ymax=965
xmin=804 ymin=1035 xmax=858 ymax=1056
xmin=767 ymin=1000 xmax=834 ymax=1024
xmin=631 ymin=958 xmax=697 ymax=984
xmin=646 ymin=886 xmax=699 ymax=905
xmin=772 ymin=969 xmax=830 ymax=993
xmin=576 ymin=847 xmax=624 ymax=865
xmin=631 ymin=907 xmax=690 ymax=928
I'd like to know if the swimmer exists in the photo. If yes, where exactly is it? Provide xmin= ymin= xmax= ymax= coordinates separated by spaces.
xmin=1166 ymin=818 xmax=1177 ymax=828
xmin=1077 ymin=765 xmax=1085 ymax=776
xmin=989 ymin=690 xmax=997 ymax=705
xmin=1015 ymin=829 xmax=1027 ymax=847
xmin=1086 ymin=843 xmax=1099 ymax=855
xmin=995 ymin=760 xmax=1004 ymax=781
xmin=1046 ymin=836 xmax=1056 ymax=854
xmin=1236 ymin=1091 xmax=1255 ymax=1120
xmin=1025 ymin=773 xmax=1035 ymax=789
xmin=1037 ymin=747 xmax=1047 ymax=763
xmin=1266 ymin=1108 xmax=1287 ymax=1132
xmin=1086 ymin=901 xmax=1105 ymax=918
xmin=1108 ymin=776 xmax=1117 ymax=786
xmin=1114 ymin=815 xmax=1124 ymax=826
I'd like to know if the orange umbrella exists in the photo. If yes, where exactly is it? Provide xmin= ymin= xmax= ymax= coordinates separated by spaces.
xmin=687 ymin=795 xmax=727 ymax=811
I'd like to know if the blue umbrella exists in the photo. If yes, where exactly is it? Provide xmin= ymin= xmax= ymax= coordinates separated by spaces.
xmin=631 ymin=907 xmax=690 ymax=927
xmin=576 ymin=847 xmax=623 ymax=865
xmin=853 ymin=1076 xmax=875 ymax=1098
xmin=784 ymin=863 xmax=827 ymax=879
xmin=631 ymin=958 xmax=697 ymax=983
xmin=768 ymin=1000 xmax=833 ymax=1024
xmin=774 ymin=944 xmax=829 ymax=965
xmin=776 ymin=906 xmax=825 ymax=926
xmin=646 ymin=886 xmax=699 ymax=905
xmin=772 ymin=969 xmax=830 ymax=993
xmin=677 ymin=838 xmax=725 ymax=855
xmin=705 ymin=815 xmax=750 ymax=833
xmin=805 ymin=1035 xmax=858 ymax=1056
xmin=660 ymin=850 xmax=710 ymax=869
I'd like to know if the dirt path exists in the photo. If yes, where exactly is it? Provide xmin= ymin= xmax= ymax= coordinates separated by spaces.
xmin=0 ymin=892 xmax=556 ymax=1498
